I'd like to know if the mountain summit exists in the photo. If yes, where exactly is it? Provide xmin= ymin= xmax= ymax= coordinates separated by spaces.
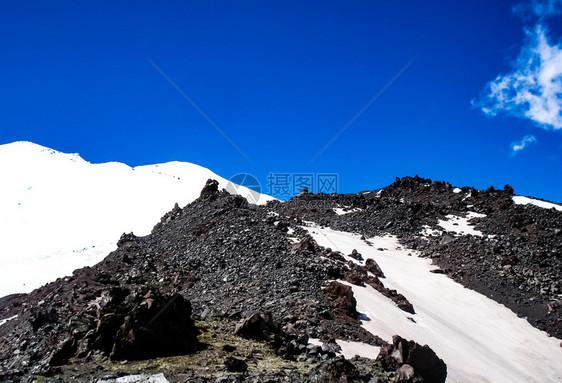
xmin=0 ymin=142 xmax=273 ymax=297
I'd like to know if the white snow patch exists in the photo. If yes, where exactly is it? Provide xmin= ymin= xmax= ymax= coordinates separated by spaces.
xmin=309 ymin=338 xmax=380 ymax=360
xmin=0 ymin=142 xmax=274 ymax=297
xmin=453 ymin=187 xmax=462 ymax=194
xmin=513 ymin=196 xmax=562 ymax=211
xmin=97 ymin=373 xmax=169 ymax=383
xmin=0 ymin=315 xmax=18 ymax=327
xmin=0 ymin=243 xmax=116 ymax=297
xmin=466 ymin=211 xmax=486 ymax=219
xmin=334 ymin=207 xmax=362 ymax=215
xmin=437 ymin=214 xmax=483 ymax=237
xmin=337 ymin=339 xmax=380 ymax=359
xmin=306 ymin=226 xmax=562 ymax=383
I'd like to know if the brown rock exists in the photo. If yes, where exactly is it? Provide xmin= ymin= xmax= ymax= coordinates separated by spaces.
xmin=324 ymin=281 xmax=358 ymax=318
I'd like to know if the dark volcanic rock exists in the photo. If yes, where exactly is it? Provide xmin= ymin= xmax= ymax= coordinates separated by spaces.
xmin=364 ymin=258 xmax=384 ymax=278
xmin=308 ymin=356 xmax=360 ymax=383
xmin=200 ymin=178 xmax=220 ymax=199
xmin=324 ymin=281 xmax=358 ymax=318
xmin=1 ymin=175 xmax=560 ymax=381
xmin=49 ymin=288 xmax=200 ymax=365
xmin=234 ymin=312 xmax=280 ymax=342
xmin=109 ymin=291 xmax=199 ymax=361
xmin=276 ymin=175 xmax=562 ymax=338
xmin=377 ymin=335 xmax=446 ymax=383
xmin=396 ymin=364 xmax=416 ymax=382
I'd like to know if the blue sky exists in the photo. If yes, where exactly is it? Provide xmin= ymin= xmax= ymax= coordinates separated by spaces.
xmin=1 ymin=1 xmax=562 ymax=202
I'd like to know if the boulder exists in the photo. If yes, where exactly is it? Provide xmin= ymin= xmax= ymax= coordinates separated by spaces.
xmin=324 ymin=281 xmax=358 ymax=318
xmin=396 ymin=364 xmax=416 ymax=382
xmin=365 ymin=258 xmax=385 ymax=278
xmin=308 ymin=356 xmax=360 ymax=383
xmin=200 ymin=179 xmax=219 ymax=199
xmin=234 ymin=312 xmax=279 ymax=341
xmin=349 ymin=249 xmax=363 ymax=261
xmin=377 ymin=335 xmax=446 ymax=383
xmin=110 ymin=292 xmax=200 ymax=360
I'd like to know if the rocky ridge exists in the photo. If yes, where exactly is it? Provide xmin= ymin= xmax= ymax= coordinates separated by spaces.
xmin=0 ymin=176 xmax=560 ymax=382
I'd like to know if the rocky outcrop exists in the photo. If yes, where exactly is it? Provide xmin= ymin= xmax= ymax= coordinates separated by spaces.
xmin=324 ymin=281 xmax=358 ymax=318
xmin=108 ymin=291 xmax=199 ymax=361
xmin=364 ymin=258 xmax=384 ymax=278
xmin=276 ymin=176 xmax=562 ymax=338
xmin=199 ymin=178 xmax=219 ymax=199
xmin=48 ymin=287 xmax=200 ymax=365
xmin=3 ymin=175 xmax=557 ymax=381
xmin=234 ymin=312 xmax=280 ymax=342
xmin=377 ymin=335 xmax=447 ymax=383
xmin=307 ymin=356 xmax=361 ymax=383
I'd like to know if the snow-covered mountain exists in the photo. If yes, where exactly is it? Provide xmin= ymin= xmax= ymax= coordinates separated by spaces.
xmin=1 ymin=176 xmax=561 ymax=382
xmin=1 ymin=148 xmax=562 ymax=383
xmin=0 ymin=141 xmax=273 ymax=297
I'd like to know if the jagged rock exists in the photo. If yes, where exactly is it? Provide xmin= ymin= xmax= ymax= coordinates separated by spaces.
xmin=396 ymin=364 xmax=416 ymax=382
xmin=2 ymin=176 xmax=562 ymax=381
xmin=394 ymin=296 xmax=415 ymax=315
xmin=377 ymin=335 xmax=446 ymax=383
xmin=117 ymin=232 xmax=139 ymax=247
xmin=234 ymin=312 xmax=279 ymax=342
xmin=200 ymin=178 xmax=219 ymax=199
xmin=152 ymin=203 xmax=182 ymax=232
xmin=345 ymin=273 xmax=365 ymax=287
xmin=364 ymin=258 xmax=384 ymax=278
xmin=349 ymin=249 xmax=363 ymax=261
xmin=293 ymin=236 xmax=316 ymax=252
xmin=30 ymin=307 xmax=59 ymax=331
xmin=308 ymin=356 xmax=360 ymax=383
xmin=324 ymin=281 xmax=358 ymax=318
xmin=109 ymin=292 xmax=200 ymax=360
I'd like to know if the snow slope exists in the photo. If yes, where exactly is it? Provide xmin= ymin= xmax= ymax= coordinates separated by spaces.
xmin=513 ymin=195 xmax=562 ymax=211
xmin=437 ymin=212 xmax=486 ymax=237
xmin=0 ymin=141 xmax=274 ymax=297
xmin=305 ymin=225 xmax=562 ymax=383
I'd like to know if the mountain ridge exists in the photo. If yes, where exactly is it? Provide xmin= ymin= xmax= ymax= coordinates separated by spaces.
xmin=1 ymin=174 xmax=561 ymax=382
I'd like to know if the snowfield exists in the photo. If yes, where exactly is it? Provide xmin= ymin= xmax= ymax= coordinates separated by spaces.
xmin=305 ymin=225 xmax=562 ymax=383
xmin=333 ymin=206 xmax=363 ymax=215
xmin=437 ymin=212 xmax=485 ymax=237
xmin=513 ymin=195 xmax=562 ymax=211
xmin=0 ymin=142 xmax=273 ymax=297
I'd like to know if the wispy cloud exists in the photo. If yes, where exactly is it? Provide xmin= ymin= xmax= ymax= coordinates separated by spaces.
xmin=511 ymin=134 xmax=537 ymax=153
xmin=513 ymin=0 xmax=562 ymax=18
xmin=474 ymin=25 xmax=562 ymax=130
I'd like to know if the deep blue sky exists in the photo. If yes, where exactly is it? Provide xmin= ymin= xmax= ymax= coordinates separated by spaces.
xmin=1 ymin=1 xmax=561 ymax=202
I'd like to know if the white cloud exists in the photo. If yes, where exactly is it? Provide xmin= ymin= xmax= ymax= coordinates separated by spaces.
xmin=513 ymin=0 xmax=562 ymax=18
xmin=511 ymin=134 xmax=537 ymax=153
xmin=474 ymin=25 xmax=562 ymax=130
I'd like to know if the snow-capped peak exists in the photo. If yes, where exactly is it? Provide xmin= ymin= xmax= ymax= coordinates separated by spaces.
xmin=0 ymin=142 xmax=273 ymax=297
